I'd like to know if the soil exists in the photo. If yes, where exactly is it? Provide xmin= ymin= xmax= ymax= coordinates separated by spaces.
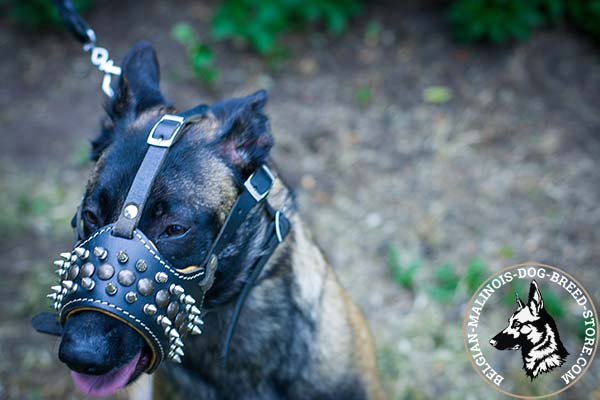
xmin=1 ymin=0 xmax=599 ymax=399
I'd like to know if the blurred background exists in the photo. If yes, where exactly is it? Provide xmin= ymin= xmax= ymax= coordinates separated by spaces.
xmin=0 ymin=0 xmax=599 ymax=399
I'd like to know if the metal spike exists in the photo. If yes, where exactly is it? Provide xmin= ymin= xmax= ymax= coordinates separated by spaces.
xmin=47 ymin=293 xmax=58 ymax=300
xmin=191 ymin=315 xmax=204 ymax=326
xmin=143 ymin=304 xmax=157 ymax=316
xmin=51 ymin=285 xmax=62 ymax=293
xmin=172 ymin=338 xmax=184 ymax=347
xmin=93 ymin=246 xmax=107 ymax=260
xmin=190 ymin=325 xmax=202 ymax=335
xmin=53 ymin=260 xmax=66 ymax=268
xmin=60 ymin=252 xmax=71 ymax=260
xmin=173 ymin=347 xmax=184 ymax=357
xmin=169 ymin=284 xmax=185 ymax=296
xmin=185 ymin=305 xmax=201 ymax=315
xmin=169 ymin=329 xmax=180 ymax=339
xmin=74 ymin=247 xmax=89 ymax=260
xmin=81 ymin=277 xmax=95 ymax=290
xmin=62 ymin=280 xmax=74 ymax=290
xmin=179 ymin=295 xmax=195 ymax=305
xmin=171 ymin=354 xmax=182 ymax=363
xmin=70 ymin=254 xmax=78 ymax=263
xmin=157 ymin=315 xmax=172 ymax=328
xmin=53 ymin=302 xmax=61 ymax=311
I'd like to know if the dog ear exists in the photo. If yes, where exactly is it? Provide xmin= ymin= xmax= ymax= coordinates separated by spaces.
xmin=210 ymin=90 xmax=273 ymax=176
xmin=527 ymin=280 xmax=544 ymax=316
xmin=515 ymin=292 xmax=525 ymax=310
xmin=110 ymin=40 xmax=167 ymax=118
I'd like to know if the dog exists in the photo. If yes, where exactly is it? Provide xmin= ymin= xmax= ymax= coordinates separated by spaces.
xmin=489 ymin=279 xmax=568 ymax=380
xmin=55 ymin=41 xmax=383 ymax=400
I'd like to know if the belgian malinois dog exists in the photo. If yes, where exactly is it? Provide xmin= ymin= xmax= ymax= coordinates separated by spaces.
xmin=54 ymin=41 xmax=383 ymax=399
xmin=489 ymin=280 xmax=568 ymax=380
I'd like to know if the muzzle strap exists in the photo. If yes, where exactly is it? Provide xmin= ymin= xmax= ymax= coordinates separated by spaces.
xmin=113 ymin=107 xmax=208 ymax=239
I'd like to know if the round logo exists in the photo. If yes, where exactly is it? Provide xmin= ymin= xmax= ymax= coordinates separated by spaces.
xmin=463 ymin=262 xmax=598 ymax=398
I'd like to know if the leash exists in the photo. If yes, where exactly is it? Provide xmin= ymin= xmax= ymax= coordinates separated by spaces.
xmin=53 ymin=0 xmax=121 ymax=97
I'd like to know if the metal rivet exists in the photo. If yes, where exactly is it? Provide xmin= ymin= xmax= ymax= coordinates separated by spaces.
xmin=167 ymin=302 xmax=179 ymax=320
xmin=155 ymin=289 xmax=170 ymax=307
xmin=174 ymin=311 xmax=186 ymax=328
xmin=155 ymin=272 xmax=168 ymax=284
xmin=118 ymin=270 xmax=136 ymax=286
xmin=97 ymin=263 xmax=115 ymax=280
xmin=81 ymin=277 xmax=95 ymax=291
xmin=93 ymin=246 xmax=108 ymax=260
xmin=67 ymin=264 xmax=80 ymax=280
xmin=117 ymin=250 xmax=129 ymax=264
xmin=124 ymin=204 xmax=139 ymax=219
xmin=137 ymin=278 xmax=155 ymax=296
xmin=208 ymin=254 xmax=218 ymax=269
xmin=169 ymin=284 xmax=184 ymax=297
xmin=74 ymin=247 xmax=89 ymax=260
xmin=125 ymin=291 xmax=138 ymax=304
xmin=135 ymin=259 xmax=148 ymax=272
xmin=143 ymin=304 xmax=157 ymax=316
xmin=80 ymin=262 xmax=95 ymax=277
xmin=105 ymin=283 xmax=117 ymax=295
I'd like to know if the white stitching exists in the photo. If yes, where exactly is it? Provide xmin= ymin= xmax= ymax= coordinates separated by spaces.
xmin=61 ymin=298 xmax=165 ymax=358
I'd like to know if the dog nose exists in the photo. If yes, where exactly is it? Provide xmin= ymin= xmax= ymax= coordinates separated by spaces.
xmin=489 ymin=339 xmax=497 ymax=347
xmin=59 ymin=331 xmax=111 ymax=375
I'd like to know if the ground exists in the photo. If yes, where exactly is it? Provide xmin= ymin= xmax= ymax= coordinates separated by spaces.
xmin=0 ymin=1 xmax=599 ymax=399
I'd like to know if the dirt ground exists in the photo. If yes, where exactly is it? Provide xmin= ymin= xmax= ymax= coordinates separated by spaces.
xmin=1 ymin=0 xmax=599 ymax=399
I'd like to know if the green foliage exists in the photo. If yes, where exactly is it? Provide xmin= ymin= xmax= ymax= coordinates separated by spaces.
xmin=428 ymin=263 xmax=461 ymax=302
xmin=387 ymin=247 xmax=420 ymax=290
xmin=449 ymin=0 xmax=600 ymax=43
xmin=355 ymin=86 xmax=373 ymax=107
xmin=464 ymin=258 xmax=487 ymax=294
xmin=212 ymin=0 xmax=362 ymax=55
xmin=567 ymin=0 xmax=600 ymax=39
xmin=422 ymin=86 xmax=452 ymax=104
xmin=1 ymin=0 xmax=93 ymax=28
xmin=172 ymin=23 xmax=219 ymax=86
xmin=448 ymin=0 xmax=547 ymax=43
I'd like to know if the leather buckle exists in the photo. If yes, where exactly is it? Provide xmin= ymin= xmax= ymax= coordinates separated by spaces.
xmin=244 ymin=165 xmax=275 ymax=202
xmin=147 ymin=115 xmax=185 ymax=148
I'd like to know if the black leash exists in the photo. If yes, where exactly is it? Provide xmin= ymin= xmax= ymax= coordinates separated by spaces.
xmin=53 ymin=0 xmax=121 ymax=97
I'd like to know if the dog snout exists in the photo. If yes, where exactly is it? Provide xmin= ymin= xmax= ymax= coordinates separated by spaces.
xmin=59 ymin=329 xmax=111 ymax=374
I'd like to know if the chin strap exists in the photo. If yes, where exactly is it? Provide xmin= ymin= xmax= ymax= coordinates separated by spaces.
xmin=221 ymin=206 xmax=290 ymax=367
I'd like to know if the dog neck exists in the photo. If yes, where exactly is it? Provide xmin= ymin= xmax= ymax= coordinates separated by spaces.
xmin=521 ymin=317 xmax=568 ymax=379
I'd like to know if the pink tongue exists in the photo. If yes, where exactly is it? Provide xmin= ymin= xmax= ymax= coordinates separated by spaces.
xmin=71 ymin=352 xmax=141 ymax=398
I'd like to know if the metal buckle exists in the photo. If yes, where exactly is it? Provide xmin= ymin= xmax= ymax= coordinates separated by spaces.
xmin=244 ymin=165 xmax=275 ymax=202
xmin=147 ymin=115 xmax=185 ymax=148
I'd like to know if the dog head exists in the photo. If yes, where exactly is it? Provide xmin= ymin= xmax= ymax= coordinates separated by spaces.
xmin=58 ymin=41 xmax=275 ymax=396
xmin=489 ymin=280 xmax=546 ymax=351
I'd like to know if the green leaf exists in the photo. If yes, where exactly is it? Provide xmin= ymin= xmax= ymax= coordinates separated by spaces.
xmin=423 ymin=86 xmax=452 ymax=104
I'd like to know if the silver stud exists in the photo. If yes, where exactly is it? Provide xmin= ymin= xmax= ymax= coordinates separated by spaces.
xmin=97 ymin=263 xmax=115 ymax=280
xmin=179 ymin=295 xmax=196 ymax=305
xmin=143 ymin=304 xmax=158 ymax=316
xmin=53 ymin=302 xmax=61 ymax=311
xmin=117 ymin=250 xmax=129 ymax=264
xmin=174 ymin=312 xmax=186 ymax=328
xmin=169 ymin=284 xmax=184 ymax=296
xmin=118 ymin=270 xmax=136 ymax=286
xmin=155 ymin=272 xmax=168 ymax=284
xmin=123 ymin=204 xmax=139 ymax=219
xmin=55 ymin=269 xmax=67 ymax=279
xmin=167 ymin=302 xmax=179 ymax=320
xmin=190 ymin=315 xmax=204 ymax=326
xmin=173 ymin=347 xmax=184 ymax=357
xmin=70 ymin=254 xmax=78 ymax=263
xmin=68 ymin=264 xmax=80 ymax=280
xmin=137 ymin=278 xmax=155 ymax=297
xmin=173 ymin=338 xmax=184 ymax=347
xmin=62 ymin=280 xmax=74 ymax=290
xmin=208 ymin=254 xmax=218 ymax=269
xmin=190 ymin=325 xmax=202 ymax=335
xmin=135 ymin=259 xmax=148 ymax=272
xmin=125 ymin=291 xmax=138 ymax=304
xmin=105 ymin=283 xmax=117 ymax=295
xmin=47 ymin=293 xmax=58 ymax=300
xmin=60 ymin=252 xmax=71 ymax=260
xmin=171 ymin=354 xmax=182 ymax=363
xmin=81 ymin=277 xmax=95 ymax=291
xmin=169 ymin=329 xmax=180 ymax=339
xmin=53 ymin=260 xmax=68 ymax=269
xmin=157 ymin=315 xmax=172 ymax=328
xmin=74 ymin=247 xmax=89 ymax=260
xmin=186 ymin=305 xmax=201 ymax=315
xmin=155 ymin=289 xmax=170 ymax=307
xmin=93 ymin=246 xmax=108 ymax=260
xmin=51 ymin=285 xmax=62 ymax=293
xmin=80 ymin=262 xmax=95 ymax=277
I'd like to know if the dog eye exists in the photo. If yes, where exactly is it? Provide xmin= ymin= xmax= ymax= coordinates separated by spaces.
xmin=161 ymin=224 xmax=189 ymax=238
xmin=513 ymin=321 xmax=521 ymax=329
xmin=83 ymin=210 xmax=99 ymax=226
